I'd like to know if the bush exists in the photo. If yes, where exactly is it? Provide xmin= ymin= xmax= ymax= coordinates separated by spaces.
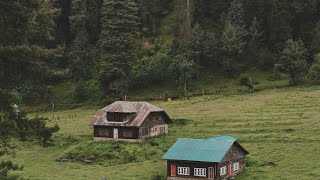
xmin=239 ymin=73 xmax=254 ymax=92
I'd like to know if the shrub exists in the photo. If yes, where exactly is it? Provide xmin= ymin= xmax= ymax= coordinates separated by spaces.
xmin=239 ymin=73 xmax=254 ymax=93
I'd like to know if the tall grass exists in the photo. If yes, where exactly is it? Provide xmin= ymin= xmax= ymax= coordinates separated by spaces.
xmin=9 ymin=85 xmax=320 ymax=179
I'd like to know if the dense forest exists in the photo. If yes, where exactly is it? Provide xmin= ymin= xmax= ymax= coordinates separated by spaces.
xmin=1 ymin=0 xmax=320 ymax=178
xmin=2 ymin=0 xmax=320 ymax=107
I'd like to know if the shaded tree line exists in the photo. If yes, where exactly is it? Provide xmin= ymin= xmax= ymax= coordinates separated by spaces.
xmin=56 ymin=0 xmax=320 ymax=98
xmin=4 ymin=0 xmax=320 ymax=102
xmin=1 ymin=0 xmax=60 ymax=178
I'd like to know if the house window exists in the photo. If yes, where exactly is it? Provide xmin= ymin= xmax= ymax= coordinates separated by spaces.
xmin=177 ymin=167 xmax=190 ymax=175
xmin=98 ymin=128 xmax=109 ymax=137
xmin=160 ymin=126 xmax=165 ymax=134
xmin=220 ymin=166 xmax=227 ymax=175
xmin=194 ymin=168 xmax=206 ymax=177
xmin=141 ymin=128 xmax=149 ymax=136
xmin=123 ymin=129 xmax=133 ymax=138
xmin=107 ymin=113 xmax=129 ymax=122
xmin=233 ymin=162 xmax=239 ymax=171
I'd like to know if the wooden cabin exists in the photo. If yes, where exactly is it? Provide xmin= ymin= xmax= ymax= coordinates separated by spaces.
xmin=162 ymin=136 xmax=249 ymax=180
xmin=89 ymin=101 xmax=171 ymax=142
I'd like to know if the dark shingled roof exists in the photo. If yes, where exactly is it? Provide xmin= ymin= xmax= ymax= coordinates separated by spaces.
xmin=89 ymin=101 xmax=171 ymax=127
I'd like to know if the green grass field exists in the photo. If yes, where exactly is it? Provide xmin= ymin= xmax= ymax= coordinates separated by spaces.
xmin=9 ymin=85 xmax=320 ymax=180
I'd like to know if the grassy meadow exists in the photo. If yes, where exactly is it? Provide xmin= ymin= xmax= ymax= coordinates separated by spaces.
xmin=9 ymin=85 xmax=320 ymax=179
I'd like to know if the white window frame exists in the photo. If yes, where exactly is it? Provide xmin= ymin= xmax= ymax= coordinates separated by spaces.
xmin=233 ymin=162 xmax=239 ymax=171
xmin=160 ymin=126 xmax=165 ymax=134
xmin=194 ymin=168 xmax=206 ymax=177
xmin=220 ymin=166 xmax=227 ymax=176
xmin=177 ymin=167 xmax=190 ymax=176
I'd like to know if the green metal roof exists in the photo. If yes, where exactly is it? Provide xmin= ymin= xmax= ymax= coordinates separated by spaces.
xmin=162 ymin=136 xmax=238 ymax=163
xmin=208 ymin=135 xmax=238 ymax=141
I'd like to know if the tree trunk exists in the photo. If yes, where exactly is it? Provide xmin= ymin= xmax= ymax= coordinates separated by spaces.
xmin=176 ymin=0 xmax=193 ymax=41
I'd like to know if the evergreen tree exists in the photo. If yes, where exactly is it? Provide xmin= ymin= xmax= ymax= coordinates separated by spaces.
xmin=269 ymin=0 xmax=292 ymax=48
xmin=311 ymin=22 xmax=320 ymax=55
xmin=138 ymin=0 xmax=170 ymax=36
xmin=0 ymin=0 xmax=60 ymax=178
xmin=170 ymin=55 xmax=196 ymax=97
xmin=99 ymin=0 xmax=140 ymax=96
xmin=194 ymin=0 xmax=232 ymax=26
xmin=246 ymin=17 xmax=265 ymax=66
xmin=248 ymin=17 xmax=263 ymax=48
xmin=186 ymin=23 xmax=218 ymax=67
xmin=68 ymin=0 xmax=102 ymax=80
xmin=69 ymin=0 xmax=90 ymax=80
xmin=227 ymin=0 xmax=245 ymax=27
xmin=220 ymin=20 xmax=247 ymax=73
xmin=220 ymin=0 xmax=248 ymax=73
xmin=276 ymin=39 xmax=308 ymax=85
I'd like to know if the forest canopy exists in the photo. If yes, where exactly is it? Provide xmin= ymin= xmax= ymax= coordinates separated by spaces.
xmin=2 ymin=0 xmax=320 ymax=103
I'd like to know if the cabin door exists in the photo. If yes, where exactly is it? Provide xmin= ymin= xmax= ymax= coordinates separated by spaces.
xmin=113 ymin=128 xmax=118 ymax=139
xmin=170 ymin=164 xmax=176 ymax=177
xmin=228 ymin=164 xmax=232 ymax=176
xmin=208 ymin=167 xmax=214 ymax=179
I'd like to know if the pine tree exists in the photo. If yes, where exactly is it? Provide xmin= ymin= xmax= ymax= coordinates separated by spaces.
xmin=311 ymin=22 xmax=320 ymax=55
xmin=221 ymin=20 xmax=247 ymax=73
xmin=68 ymin=0 xmax=102 ymax=80
xmin=99 ymin=0 xmax=140 ymax=96
xmin=276 ymin=39 xmax=308 ymax=85
xmin=227 ymin=0 xmax=245 ymax=27
xmin=69 ymin=0 xmax=90 ymax=80
xmin=220 ymin=0 xmax=248 ymax=73
xmin=0 ymin=0 xmax=60 ymax=178
xmin=186 ymin=23 xmax=218 ymax=67
xmin=248 ymin=17 xmax=263 ymax=48
xmin=269 ymin=0 xmax=292 ymax=48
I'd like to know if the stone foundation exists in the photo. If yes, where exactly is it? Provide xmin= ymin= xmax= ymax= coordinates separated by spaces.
xmin=93 ymin=137 xmax=143 ymax=142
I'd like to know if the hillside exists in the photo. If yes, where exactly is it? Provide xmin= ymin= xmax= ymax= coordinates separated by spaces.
xmin=2 ymin=1 xmax=320 ymax=179
xmin=9 ymin=86 xmax=320 ymax=179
